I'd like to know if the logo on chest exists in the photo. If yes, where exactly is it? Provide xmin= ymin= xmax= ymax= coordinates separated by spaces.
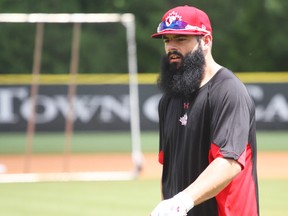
xmin=179 ymin=113 xmax=188 ymax=126
xmin=179 ymin=102 xmax=189 ymax=126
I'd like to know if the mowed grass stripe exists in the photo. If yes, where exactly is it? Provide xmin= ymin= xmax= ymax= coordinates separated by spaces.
xmin=0 ymin=131 xmax=287 ymax=154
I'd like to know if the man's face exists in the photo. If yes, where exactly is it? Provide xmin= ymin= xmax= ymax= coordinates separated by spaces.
xmin=157 ymin=35 xmax=206 ymax=98
xmin=162 ymin=34 xmax=200 ymax=68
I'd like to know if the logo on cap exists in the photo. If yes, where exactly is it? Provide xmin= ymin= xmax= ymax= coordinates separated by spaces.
xmin=165 ymin=11 xmax=182 ymax=27
xmin=151 ymin=6 xmax=212 ymax=38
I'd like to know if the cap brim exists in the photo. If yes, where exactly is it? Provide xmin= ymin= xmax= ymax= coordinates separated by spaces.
xmin=151 ymin=30 xmax=205 ymax=38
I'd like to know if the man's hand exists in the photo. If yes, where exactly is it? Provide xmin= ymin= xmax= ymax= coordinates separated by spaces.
xmin=150 ymin=192 xmax=194 ymax=216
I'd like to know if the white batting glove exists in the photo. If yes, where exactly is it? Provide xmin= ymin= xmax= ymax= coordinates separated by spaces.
xmin=150 ymin=192 xmax=194 ymax=216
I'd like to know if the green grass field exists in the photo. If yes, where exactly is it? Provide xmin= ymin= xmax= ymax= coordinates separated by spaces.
xmin=0 ymin=131 xmax=287 ymax=215
xmin=0 ymin=179 xmax=287 ymax=216
xmin=0 ymin=131 xmax=287 ymax=154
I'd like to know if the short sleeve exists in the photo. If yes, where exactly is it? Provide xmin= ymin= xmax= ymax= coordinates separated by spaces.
xmin=209 ymin=78 xmax=253 ymax=161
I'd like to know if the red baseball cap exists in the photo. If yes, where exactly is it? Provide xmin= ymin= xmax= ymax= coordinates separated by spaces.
xmin=151 ymin=5 xmax=212 ymax=38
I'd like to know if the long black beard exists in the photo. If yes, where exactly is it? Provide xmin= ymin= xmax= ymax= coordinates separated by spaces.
xmin=157 ymin=45 xmax=205 ymax=98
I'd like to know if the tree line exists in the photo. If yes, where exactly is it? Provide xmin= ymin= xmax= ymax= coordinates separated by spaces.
xmin=0 ymin=0 xmax=287 ymax=74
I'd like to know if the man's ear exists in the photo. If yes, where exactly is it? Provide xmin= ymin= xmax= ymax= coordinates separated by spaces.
xmin=202 ymin=34 xmax=212 ymax=50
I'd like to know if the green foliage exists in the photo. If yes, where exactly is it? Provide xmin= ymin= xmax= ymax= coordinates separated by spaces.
xmin=0 ymin=0 xmax=287 ymax=73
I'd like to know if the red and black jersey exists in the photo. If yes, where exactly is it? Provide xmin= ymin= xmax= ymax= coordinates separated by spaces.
xmin=158 ymin=68 xmax=259 ymax=216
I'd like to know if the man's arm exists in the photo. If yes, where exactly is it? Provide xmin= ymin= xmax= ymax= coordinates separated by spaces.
xmin=150 ymin=157 xmax=242 ymax=216
xmin=184 ymin=157 xmax=241 ymax=206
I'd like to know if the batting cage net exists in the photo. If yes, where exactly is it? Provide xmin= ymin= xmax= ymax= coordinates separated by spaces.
xmin=0 ymin=13 xmax=143 ymax=183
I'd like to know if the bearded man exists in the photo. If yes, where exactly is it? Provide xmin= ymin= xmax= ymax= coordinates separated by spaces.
xmin=150 ymin=5 xmax=259 ymax=216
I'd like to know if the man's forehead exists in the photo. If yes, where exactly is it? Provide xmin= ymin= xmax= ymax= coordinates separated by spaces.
xmin=162 ymin=34 xmax=192 ymax=39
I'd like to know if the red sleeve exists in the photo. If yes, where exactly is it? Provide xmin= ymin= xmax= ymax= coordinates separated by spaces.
xmin=158 ymin=150 xmax=164 ymax=165
xmin=209 ymin=143 xmax=246 ymax=169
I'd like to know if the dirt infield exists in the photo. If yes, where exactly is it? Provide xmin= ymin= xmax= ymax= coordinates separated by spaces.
xmin=0 ymin=152 xmax=287 ymax=179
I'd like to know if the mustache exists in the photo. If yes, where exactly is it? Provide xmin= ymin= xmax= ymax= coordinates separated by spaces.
xmin=167 ymin=50 xmax=184 ymax=59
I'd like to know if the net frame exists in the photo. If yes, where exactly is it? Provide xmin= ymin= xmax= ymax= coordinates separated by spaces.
xmin=0 ymin=13 xmax=142 ymax=183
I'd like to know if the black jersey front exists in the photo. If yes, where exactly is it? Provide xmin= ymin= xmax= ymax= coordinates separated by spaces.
xmin=158 ymin=68 xmax=259 ymax=216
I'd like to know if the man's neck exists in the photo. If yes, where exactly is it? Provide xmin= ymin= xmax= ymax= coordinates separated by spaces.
xmin=200 ymin=60 xmax=222 ymax=87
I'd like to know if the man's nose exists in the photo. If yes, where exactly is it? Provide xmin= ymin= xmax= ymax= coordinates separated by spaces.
xmin=166 ymin=43 xmax=178 ymax=53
